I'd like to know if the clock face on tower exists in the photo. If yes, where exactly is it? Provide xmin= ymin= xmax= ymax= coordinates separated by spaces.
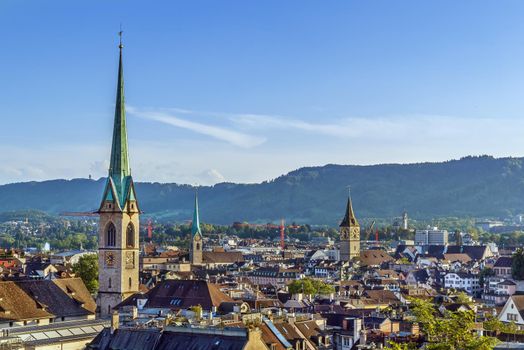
xmin=351 ymin=228 xmax=360 ymax=239
xmin=105 ymin=251 xmax=115 ymax=267
xmin=340 ymin=228 xmax=349 ymax=240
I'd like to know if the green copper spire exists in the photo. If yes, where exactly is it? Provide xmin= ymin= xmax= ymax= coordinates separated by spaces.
xmin=191 ymin=191 xmax=202 ymax=237
xmin=109 ymin=32 xmax=130 ymax=182
xmin=100 ymin=32 xmax=137 ymax=211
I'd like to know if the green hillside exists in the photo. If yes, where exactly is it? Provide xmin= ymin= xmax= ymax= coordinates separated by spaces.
xmin=0 ymin=156 xmax=523 ymax=225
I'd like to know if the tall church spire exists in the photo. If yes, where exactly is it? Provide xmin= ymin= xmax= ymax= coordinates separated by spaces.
xmin=192 ymin=191 xmax=202 ymax=238
xmin=101 ymin=31 xmax=136 ymax=210
xmin=109 ymin=30 xmax=130 ymax=182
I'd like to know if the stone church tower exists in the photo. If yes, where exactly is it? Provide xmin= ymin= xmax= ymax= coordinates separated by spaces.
xmin=339 ymin=193 xmax=360 ymax=261
xmin=97 ymin=35 xmax=140 ymax=318
xmin=190 ymin=193 xmax=203 ymax=265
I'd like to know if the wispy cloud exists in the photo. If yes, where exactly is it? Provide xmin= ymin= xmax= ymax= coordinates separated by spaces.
xmin=231 ymin=113 xmax=352 ymax=137
xmin=127 ymin=107 xmax=266 ymax=148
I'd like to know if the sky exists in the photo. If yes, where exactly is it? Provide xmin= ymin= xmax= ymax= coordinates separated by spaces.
xmin=1 ymin=1 xmax=524 ymax=185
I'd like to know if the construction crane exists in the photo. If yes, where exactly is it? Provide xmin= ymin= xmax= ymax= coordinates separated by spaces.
xmin=147 ymin=219 xmax=153 ymax=242
xmin=364 ymin=220 xmax=376 ymax=241
xmin=59 ymin=211 xmax=98 ymax=217
xmin=280 ymin=219 xmax=285 ymax=250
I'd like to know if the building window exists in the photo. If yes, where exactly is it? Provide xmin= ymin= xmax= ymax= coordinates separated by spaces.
xmin=126 ymin=223 xmax=135 ymax=248
xmin=107 ymin=223 xmax=116 ymax=247
xmin=108 ymin=278 xmax=112 ymax=289
xmin=196 ymin=243 xmax=200 ymax=250
xmin=129 ymin=277 xmax=132 ymax=288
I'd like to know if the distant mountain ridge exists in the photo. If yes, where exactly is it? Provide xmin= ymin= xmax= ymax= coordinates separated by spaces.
xmin=1 ymin=155 xmax=523 ymax=225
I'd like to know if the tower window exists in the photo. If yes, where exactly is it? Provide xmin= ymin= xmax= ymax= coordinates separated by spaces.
xmin=126 ymin=223 xmax=135 ymax=248
xmin=107 ymin=223 xmax=116 ymax=247
xmin=196 ymin=243 xmax=200 ymax=250
xmin=108 ymin=278 xmax=112 ymax=289
xmin=129 ymin=277 xmax=132 ymax=288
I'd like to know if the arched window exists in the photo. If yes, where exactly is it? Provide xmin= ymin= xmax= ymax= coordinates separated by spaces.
xmin=106 ymin=223 xmax=116 ymax=247
xmin=126 ymin=223 xmax=135 ymax=248
xmin=196 ymin=243 xmax=200 ymax=251
xmin=129 ymin=277 xmax=132 ymax=288
xmin=108 ymin=278 xmax=112 ymax=289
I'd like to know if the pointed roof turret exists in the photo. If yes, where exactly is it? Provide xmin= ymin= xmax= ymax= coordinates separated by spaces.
xmin=192 ymin=191 xmax=202 ymax=238
xmin=340 ymin=191 xmax=359 ymax=227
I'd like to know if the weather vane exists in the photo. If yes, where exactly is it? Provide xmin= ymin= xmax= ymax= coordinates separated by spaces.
xmin=118 ymin=25 xmax=123 ymax=49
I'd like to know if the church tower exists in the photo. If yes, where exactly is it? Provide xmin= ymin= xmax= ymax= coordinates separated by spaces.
xmin=190 ymin=192 xmax=203 ymax=265
xmin=339 ymin=192 xmax=360 ymax=261
xmin=97 ymin=34 xmax=140 ymax=318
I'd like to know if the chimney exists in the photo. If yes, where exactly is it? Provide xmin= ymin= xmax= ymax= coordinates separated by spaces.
xmin=342 ymin=317 xmax=351 ymax=331
xmin=359 ymin=329 xmax=367 ymax=346
xmin=111 ymin=311 xmax=119 ymax=334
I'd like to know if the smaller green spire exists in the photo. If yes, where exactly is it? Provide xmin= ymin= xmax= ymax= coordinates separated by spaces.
xmin=191 ymin=191 xmax=202 ymax=237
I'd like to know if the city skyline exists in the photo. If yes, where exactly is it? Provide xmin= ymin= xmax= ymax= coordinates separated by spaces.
xmin=2 ymin=1 xmax=524 ymax=185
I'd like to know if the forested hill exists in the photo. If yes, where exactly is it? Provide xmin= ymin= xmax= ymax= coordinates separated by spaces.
xmin=1 ymin=156 xmax=523 ymax=225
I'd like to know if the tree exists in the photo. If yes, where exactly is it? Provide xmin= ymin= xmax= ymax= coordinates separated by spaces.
xmin=288 ymin=278 xmax=334 ymax=296
xmin=483 ymin=315 xmax=504 ymax=336
xmin=479 ymin=267 xmax=495 ymax=288
xmin=390 ymin=298 xmax=498 ymax=350
xmin=288 ymin=279 xmax=315 ymax=295
xmin=512 ymin=248 xmax=524 ymax=280
xmin=72 ymin=254 xmax=98 ymax=294
xmin=454 ymin=291 xmax=473 ymax=305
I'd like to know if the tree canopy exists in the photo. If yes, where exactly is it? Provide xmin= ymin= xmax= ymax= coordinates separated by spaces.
xmin=390 ymin=298 xmax=497 ymax=350
xmin=288 ymin=278 xmax=335 ymax=296
xmin=72 ymin=254 xmax=98 ymax=294
xmin=513 ymin=248 xmax=524 ymax=280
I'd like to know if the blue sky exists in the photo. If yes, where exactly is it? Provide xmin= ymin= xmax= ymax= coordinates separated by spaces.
xmin=1 ymin=1 xmax=524 ymax=185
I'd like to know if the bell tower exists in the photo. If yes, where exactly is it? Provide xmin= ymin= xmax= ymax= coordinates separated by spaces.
xmin=190 ymin=192 xmax=203 ymax=265
xmin=97 ymin=32 xmax=140 ymax=318
xmin=339 ymin=190 xmax=360 ymax=261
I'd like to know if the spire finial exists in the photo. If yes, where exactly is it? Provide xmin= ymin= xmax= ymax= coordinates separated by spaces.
xmin=347 ymin=185 xmax=351 ymax=199
xmin=118 ymin=25 xmax=123 ymax=49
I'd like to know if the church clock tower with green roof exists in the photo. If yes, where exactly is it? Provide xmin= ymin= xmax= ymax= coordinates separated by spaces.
xmin=97 ymin=34 xmax=140 ymax=318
